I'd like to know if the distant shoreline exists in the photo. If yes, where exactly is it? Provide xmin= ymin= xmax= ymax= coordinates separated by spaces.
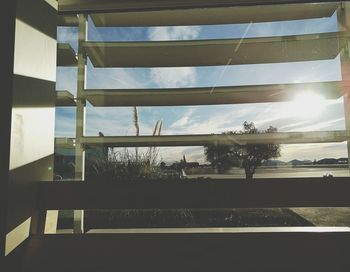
xmin=186 ymin=166 xmax=350 ymax=178
xmin=260 ymin=164 xmax=349 ymax=169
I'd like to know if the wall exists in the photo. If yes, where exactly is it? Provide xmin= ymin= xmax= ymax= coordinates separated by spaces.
xmin=0 ymin=0 xmax=17 ymax=269
xmin=5 ymin=0 xmax=57 ymax=257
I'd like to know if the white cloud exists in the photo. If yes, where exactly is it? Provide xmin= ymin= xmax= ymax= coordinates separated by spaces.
xmin=170 ymin=109 xmax=196 ymax=129
xmin=166 ymin=106 xmax=252 ymax=135
xmin=88 ymin=66 xmax=145 ymax=89
xmin=85 ymin=106 xmax=133 ymax=136
xmin=150 ymin=67 xmax=197 ymax=88
xmin=148 ymin=26 xmax=201 ymax=88
xmin=288 ymin=118 xmax=345 ymax=132
xmin=85 ymin=105 xmax=156 ymax=136
xmin=279 ymin=121 xmax=310 ymax=131
xmin=148 ymin=26 xmax=201 ymax=41
xmin=170 ymin=116 xmax=190 ymax=129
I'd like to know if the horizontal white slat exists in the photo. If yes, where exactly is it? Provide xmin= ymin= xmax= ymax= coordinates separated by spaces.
xmin=91 ymin=3 xmax=337 ymax=27
xmin=86 ymin=227 xmax=350 ymax=234
xmin=56 ymin=90 xmax=76 ymax=106
xmin=58 ymin=0 xmax=339 ymax=13
xmin=84 ymin=32 xmax=348 ymax=68
xmin=80 ymin=130 xmax=350 ymax=147
xmin=84 ymin=81 xmax=346 ymax=107
xmin=57 ymin=43 xmax=77 ymax=67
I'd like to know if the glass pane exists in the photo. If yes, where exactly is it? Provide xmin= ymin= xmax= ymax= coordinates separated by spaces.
xmin=55 ymin=1 xmax=350 ymax=232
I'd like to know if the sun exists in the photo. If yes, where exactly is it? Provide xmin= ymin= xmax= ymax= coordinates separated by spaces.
xmin=283 ymin=92 xmax=326 ymax=118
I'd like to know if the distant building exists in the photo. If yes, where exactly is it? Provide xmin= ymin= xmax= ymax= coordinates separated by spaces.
xmin=185 ymin=162 xmax=200 ymax=169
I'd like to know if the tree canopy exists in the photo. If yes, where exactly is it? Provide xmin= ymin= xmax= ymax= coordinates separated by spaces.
xmin=204 ymin=122 xmax=281 ymax=179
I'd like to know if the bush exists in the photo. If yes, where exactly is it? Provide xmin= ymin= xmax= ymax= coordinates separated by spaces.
xmin=85 ymin=147 xmax=164 ymax=182
xmin=83 ymin=147 xmax=193 ymax=230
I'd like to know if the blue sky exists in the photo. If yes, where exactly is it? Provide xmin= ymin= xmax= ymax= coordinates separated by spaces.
xmin=56 ymin=12 xmax=348 ymax=163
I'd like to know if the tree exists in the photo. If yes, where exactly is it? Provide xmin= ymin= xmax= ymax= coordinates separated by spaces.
xmin=204 ymin=143 xmax=240 ymax=173
xmin=204 ymin=122 xmax=281 ymax=180
xmin=160 ymin=161 xmax=166 ymax=169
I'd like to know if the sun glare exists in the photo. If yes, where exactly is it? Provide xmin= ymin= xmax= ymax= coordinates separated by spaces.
xmin=283 ymin=92 xmax=326 ymax=118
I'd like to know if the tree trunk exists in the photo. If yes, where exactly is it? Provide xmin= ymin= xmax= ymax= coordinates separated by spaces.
xmin=245 ymin=168 xmax=254 ymax=180
xmin=218 ymin=166 xmax=225 ymax=174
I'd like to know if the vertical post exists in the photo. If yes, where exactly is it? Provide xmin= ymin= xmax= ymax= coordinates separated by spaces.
xmin=74 ymin=14 xmax=88 ymax=234
xmin=338 ymin=3 xmax=350 ymax=173
xmin=338 ymin=2 xmax=350 ymax=32
xmin=344 ymin=92 xmax=350 ymax=170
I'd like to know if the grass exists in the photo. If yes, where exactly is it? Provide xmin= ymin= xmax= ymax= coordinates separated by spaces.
xmin=85 ymin=147 xmax=164 ymax=182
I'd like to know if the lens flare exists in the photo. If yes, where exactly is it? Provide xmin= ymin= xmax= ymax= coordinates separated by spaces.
xmin=283 ymin=92 xmax=326 ymax=118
